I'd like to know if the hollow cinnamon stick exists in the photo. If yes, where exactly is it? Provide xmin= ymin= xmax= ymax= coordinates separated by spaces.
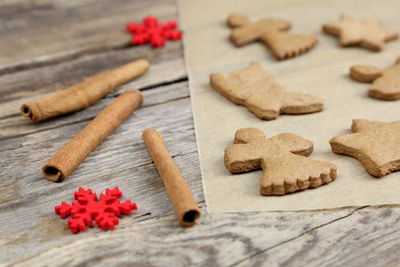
xmin=43 ymin=89 xmax=143 ymax=182
xmin=21 ymin=59 xmax=149 ymax=122
xmin=142 ymin=128 xmax=201 ymax=227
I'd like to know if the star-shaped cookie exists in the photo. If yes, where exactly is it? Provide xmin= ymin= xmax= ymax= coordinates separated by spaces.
xmin=330 ymin=119 xmax=400 ymax=177
xmin=323 ymin=14 xmax=398 ymax=51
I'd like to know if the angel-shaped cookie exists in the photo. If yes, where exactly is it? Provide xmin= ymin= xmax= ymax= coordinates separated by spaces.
xmin=330 ymin=119 xmax=400 ymax=177
xmin=349 ymin=57 xmax=400 ymax=100
xmin=323 ymin=14 xmax=398 ymax=51
xmin=225 ymin=128 xmax=337 ymax=195
xmin=210 ymin=62 xmax=323 ymax=120
xmin=227 ymin=13 xmax=317 ymax=60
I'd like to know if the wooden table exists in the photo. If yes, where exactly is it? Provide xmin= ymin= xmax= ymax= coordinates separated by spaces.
xmin=0 ymin=1 xmax=398 ymax=266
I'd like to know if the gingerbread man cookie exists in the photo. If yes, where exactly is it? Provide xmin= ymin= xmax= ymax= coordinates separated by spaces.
xmin=350 ymin=57 xmax=400 ymax=100
xmin=227 ymin=13 xmax=317 ymax=60
xmin=225 ymin=128 xmax=337 ymax=196
xmin=330 ymin=119 xmax=400 ymax=177
xmin=209 ymin=62 xmax=323 ymax=120
xmin=323 ymin=14 xmax=398 ymax=51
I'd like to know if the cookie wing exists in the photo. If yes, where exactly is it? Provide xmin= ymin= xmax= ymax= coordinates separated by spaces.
xmin=209 ymin=72 xmax=247 ymax=105
xmin=259 ymin=154 xmax=337 ymax=195
xmin=230 ymin=26 xmax=260 ymax=47
xmin=280 ymin=92 xmax=324 ymax=114
xmin=369 ymin=71 xmax=400 ymax=100
xmin=224 ymin=143 xmax=264 ymax=174
xmin=260 ymin=32 xmax=317 ymax=60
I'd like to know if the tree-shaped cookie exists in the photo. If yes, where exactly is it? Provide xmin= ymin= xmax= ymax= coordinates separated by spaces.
xmin=227 ymin=13 xmax=317 ymax=60
xmin=323 ymin=14 xmax=398 ymax=51
xmin=330 ymin=119 xmax=400 ymax=177
xmin=210 ymin=62 xmax=323 ymax=120
xmin=349 ymin=57 xmax=400 ymax=100
xmin=225 ymin=128 xmax=337 ymax=196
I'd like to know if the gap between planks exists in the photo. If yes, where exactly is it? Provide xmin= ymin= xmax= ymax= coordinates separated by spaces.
xmin=0 ymin=41 xmax=131 ymax=76
xmin=228 ymin=206 xmax=368 ymax=267
xmin=7 ymin=205 xmax=398 ymax=267
xmin=0 ymin=0 xmax=178 ymax=74
xmin=0 ymin=79 xmax=189 ymax=141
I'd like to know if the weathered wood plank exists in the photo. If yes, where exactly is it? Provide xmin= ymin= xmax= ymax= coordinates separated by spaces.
xmin=2 ymin=206 xmax=366 ymax=266
xmin=0 ymin=83 xmax=202 ymax=263
xmin=1 ymin=1 xmax=399 ymax=266
xmin=0 ymin=0 xmax=178 ymax=73
xmin=0 ymin=42 xmax=185 ymax=105
xmin=234 ymin=206 xmax=400 ymax=267
xmin=4 ymin=205 xmax=399 ymax=267
xmin=0 ymin=80 xmax=188 ymax=140
xmin=0 ymin=84 xmax=196 ymax=209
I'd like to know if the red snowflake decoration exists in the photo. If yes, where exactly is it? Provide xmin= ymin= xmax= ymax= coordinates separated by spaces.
xmin=55 ymin=187 xmax=137 ymax=233
xmin=126 ymin=16 xmax=182 ymax=47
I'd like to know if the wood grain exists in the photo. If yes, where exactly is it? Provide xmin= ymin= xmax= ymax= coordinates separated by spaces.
xmin=0 ymin=0 xmax=177 ymax=74
xmin=0 ymin=42 xmax=185 ymax=105
xmin=0 ymin=80 xmax=188 ymax=140
xmin=1 ymin=0 xmax=399 ymax=266
xmin=235 ymin=206 xmax=400 ymax=267
xmin=0 ymin=84 xmax=202 ymax=263
xmin=5 ymin=206 xmax=400 ymax=267
xmin=0 ymin=42 xmax=186 ymax=140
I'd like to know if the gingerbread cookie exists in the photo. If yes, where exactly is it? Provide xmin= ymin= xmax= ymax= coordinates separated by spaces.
xmin=330 ymin=119 xmax=400 ymax=177
xmin=209 ymin=62 xmax=323 ymax=120
xmin=227 ymin=13 xmax=317 ymax=60
xmin=349 ymin=57 xmax=400 ymax=100
xmin=225 ymin=128 xmax=337 ymax=196
xmin=323 ymin=14 xmax=398 ymax=51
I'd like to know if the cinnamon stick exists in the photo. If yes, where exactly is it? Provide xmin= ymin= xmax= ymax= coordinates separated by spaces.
xmin=43 ymin=89 xmax=143 ymax=182
xmin=21 ymin=59 xmax=149 ymax=122
xmin=142 ymin=128 xmax=201 ymax=227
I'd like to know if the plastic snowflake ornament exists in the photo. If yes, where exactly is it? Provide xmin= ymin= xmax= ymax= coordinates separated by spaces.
xmin=55 ymin=187 xmax=137 ymax=233
xmin=126 ymin=16 xmax=182 ymax=47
